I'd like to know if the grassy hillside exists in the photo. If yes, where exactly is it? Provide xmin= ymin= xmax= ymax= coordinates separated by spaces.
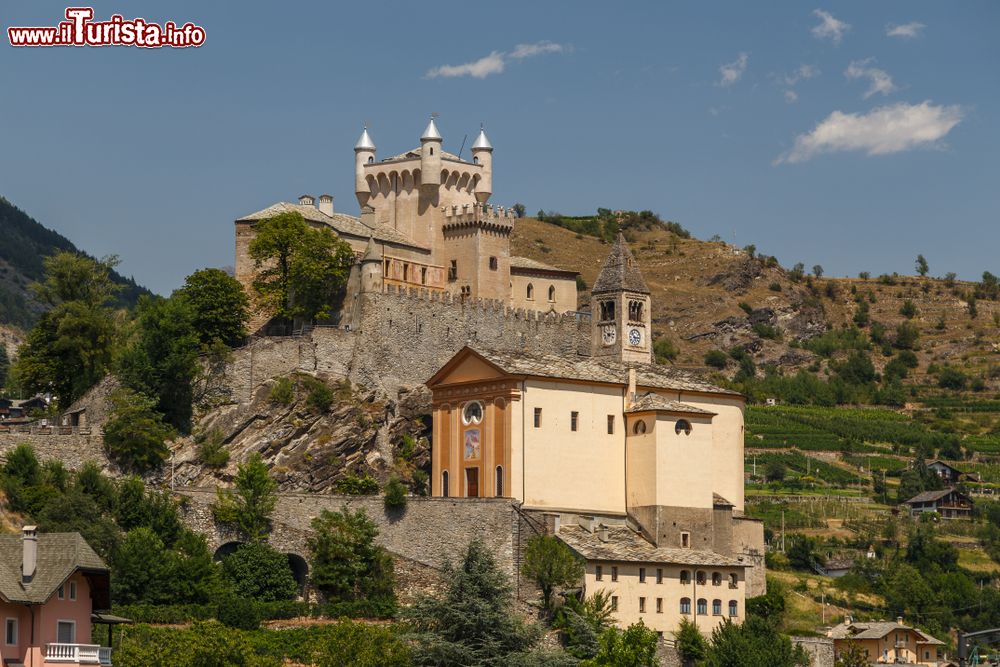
xmin=0 ymin=196 xmax=150 ymax=329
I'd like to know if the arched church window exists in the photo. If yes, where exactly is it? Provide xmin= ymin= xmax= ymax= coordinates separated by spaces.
xmin=462 ymin=401 xmax=483 ymax=425
xmin=527 ymin=284 xmax=534 ymax=300
xmin=599 ymin=300 xmax=616 ymax=321
xmin=675 ymin=419 xmax=693 ymax=436
xmin=368 ymin=156 xmax=374 ymax=164
xmin=548 ymin=285 xmax=556 ymax=302
xmin=474 ymin=156 xmax=479 ymax=164
xmin=628 ymin=300 xmax=644 ymax=321
xmin=633 ymin=419 xmax=647 ymax=435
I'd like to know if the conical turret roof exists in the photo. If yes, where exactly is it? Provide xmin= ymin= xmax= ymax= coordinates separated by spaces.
xmin=355 ymin=127 xmax=376 ymax=151
xmin=592 ymin=233 xmax=650 ymax=294
xmin=471 ymin=128 xmax=492 ymax=150
xmin=421 ymin=117 xmax=442 ymax=141
xmin=361 ymin=236 xmax=381 ymax=262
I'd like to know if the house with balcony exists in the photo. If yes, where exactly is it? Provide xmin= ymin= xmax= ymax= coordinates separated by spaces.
xmin=902 ymin=487 xmax=973 ymax=520
xmin=0 ymin=527 xmax=119 ymax=666
xmin=828 ymin=617 xmax=949 ymax=666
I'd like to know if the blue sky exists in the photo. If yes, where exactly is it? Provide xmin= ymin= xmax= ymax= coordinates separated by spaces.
xmin=2 ymin=1 xmax=997 ymax=295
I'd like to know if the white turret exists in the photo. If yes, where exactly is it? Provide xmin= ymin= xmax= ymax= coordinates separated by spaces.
xmin=471 ymin=126 xmax=493 ymax=203
xmin=420 ymin=116 xmax=442 ymax=190
xmin=354 ymin=126 xmax=376 ymax=207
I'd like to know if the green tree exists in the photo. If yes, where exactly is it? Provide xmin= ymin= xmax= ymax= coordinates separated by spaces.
xmin=13 ymin=252 xmax=120 ymax=408
xmin=521 ymin=534 xmax=585 ymax=609
xmin=211 ymin=454 xmax=278 ymax=542
xmin=554 ymin=590 xmax=615 ymax=659
xmin=221 ymin=542 xmax=298 ymax=602
xmin=176 ymin=268 xmax=250 ymax=348
xmin=308 ymin=507 xmax=395 ymax=603
xmin=705 ymin=350 xmax=728 ymax=369
xmin=512 ymin=203 xmax=527 ymax=218
xmin=582 ymin=621 xmax=658 ymax=667
xmin=102 ymin=388 xmax=175 ymax=473
xmin=404 ymin=539 xmax=539 ymax=666
xmin=812 ymin=265 xmax=824 ymax=278
xmin=248 ymin=211 xmax=354 ymax=322
xmin=315 ymin=619 xmax=413 ymax=667
xmin=765 ymin=461 xmax=786 ymax=483
xmin=675 ymin=617 xmax=709 ymax=665
xmin=893 ymin=322 xmax=920 ymax=350
xmin=117 ymin=293 xmax=201 ymax=431
xmin=0 ymin=345 xmax=9 ymax=388
xmin=113 ymin=475 xmax=182 ymax=546
xmin=834 ymin=640 xmax=868 ymax=667
xmin=915 ymin=255 xmax=929 ymax=277
xmin=111 ymin=527 xmax=173 ymax=604
xmin=653 ymin=336 xmax=679 ymax=364
xmin=704 ymin=617 xmax=808 ymax=667
xmin=899 ymin=300 xmax=918 ymax=319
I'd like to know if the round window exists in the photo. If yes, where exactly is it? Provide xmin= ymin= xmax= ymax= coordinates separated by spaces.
xmin=633 ymin=419 xmax=647 ymax=435
xmin=463 ymin=401 xmax=484 ymax=425
xmin=675 ymin=419 xmax=692 ymax=436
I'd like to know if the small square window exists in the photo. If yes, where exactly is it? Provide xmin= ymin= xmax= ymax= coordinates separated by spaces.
xmin=607 ymin=415 xmax=614 ymax=434
xmin=595 ymin=565 xmax=603 ymax=581
xmin=571 ymin=411 xmax=579 ymax=431
xmin=611 ymin=566 xmax=618 ymax=582
xmin=533 ymin=408 xmax=542 ymax=428
xmin=681 ymin=532 xmax=691 ymax=548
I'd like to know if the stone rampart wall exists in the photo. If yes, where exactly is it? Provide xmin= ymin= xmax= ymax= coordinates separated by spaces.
xmin=0 ymin=431 xmax=110 ymax=470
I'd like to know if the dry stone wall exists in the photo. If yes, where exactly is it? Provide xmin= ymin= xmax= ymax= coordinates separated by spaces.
xmin=0 ymin=428 xmax=110 ymax=469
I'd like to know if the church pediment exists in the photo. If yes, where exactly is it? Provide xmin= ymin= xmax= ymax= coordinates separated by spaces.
xmin=426 ymin=347 xmax=510 ymax=388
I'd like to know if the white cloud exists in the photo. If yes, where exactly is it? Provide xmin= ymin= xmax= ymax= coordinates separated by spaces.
xmin=887 ymin=22 xmax=926 ymax=38
xmin=785 ymin=90 xmax=799 ymax=104
xmin=425 ymin=41 xmax=566 ymax=79
xmin=783 ymin=64 xmax=820 ymax=87
xmin=775 ymin=101 xmax=963 ymax=164
xmin=510 ymin=41 xmax=565 ymax=59
xmin=718 ymin=52 xmax=749 ymax=87
xmin=811 ymin=9 xmax=850 ymax=44
xmin=845 ymin=58 xmax=897 ymax=99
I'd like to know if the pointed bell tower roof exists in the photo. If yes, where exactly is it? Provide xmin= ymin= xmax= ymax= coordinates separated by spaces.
xmin=355 ymin=127 xmax=376 ymax=151
xmin=471 ymin=127 xmax=492 ymax=151
xmin=421 ymin=117 xmax=442 ymax=141
xmin=592 ymin=233 xmax=650 ymax=295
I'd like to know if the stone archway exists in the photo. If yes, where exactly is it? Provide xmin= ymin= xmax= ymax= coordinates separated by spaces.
xmin=213 ymin=541 xmax=245 ymax=561
xmin=286 ymin=553 xmax=309 ymax=593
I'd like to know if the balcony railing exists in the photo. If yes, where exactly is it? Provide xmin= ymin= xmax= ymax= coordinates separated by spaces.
xmin=45 ymin=643 xmax=112 ymax=665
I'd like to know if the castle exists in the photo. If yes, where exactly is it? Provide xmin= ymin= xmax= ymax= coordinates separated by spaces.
xmin=234 ymin=117 xmax=578 ymax=331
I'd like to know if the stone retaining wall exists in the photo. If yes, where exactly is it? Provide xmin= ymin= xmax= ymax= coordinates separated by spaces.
xmin=0 ymin=431 xmax=110 ymax=469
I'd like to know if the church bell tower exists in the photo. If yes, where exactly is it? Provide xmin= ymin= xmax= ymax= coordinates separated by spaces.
xmin=591 ymin=233 xmax=652 ymax=364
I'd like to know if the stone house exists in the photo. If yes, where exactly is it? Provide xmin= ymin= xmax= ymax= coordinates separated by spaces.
xmin=0 ymin=527 xmax=121 ymax=666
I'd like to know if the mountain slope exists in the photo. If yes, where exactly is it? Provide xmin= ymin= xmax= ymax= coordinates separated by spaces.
xmin=0 ymin=196 xmax=151 ymax=329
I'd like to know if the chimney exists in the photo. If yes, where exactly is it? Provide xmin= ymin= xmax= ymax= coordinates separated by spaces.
xmin=22 ymin=525 xmax=37 ymax=582
xmin=298 ymin=194 xmax=315 ymax=207
xmin=318 ymin=194 xmax=334 ymax=216
xmin=626 ymin=368 xmax=637 ymax=407
xmin=597 ymin=525 xmax=609 ymax=542
xmin=896 ymin=616 xmax=904 ymax=626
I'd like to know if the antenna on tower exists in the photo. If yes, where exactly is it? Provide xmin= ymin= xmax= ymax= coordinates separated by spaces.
xmin=457 ymin=134 xmax=468 ymax=160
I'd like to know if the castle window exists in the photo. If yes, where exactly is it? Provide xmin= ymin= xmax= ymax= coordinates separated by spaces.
xmin=611 ymin=596 xmax=618 ymax=612
xmin=599 ymin=300 xmax=615 ymax=321
xmin=474 ymin=156 xmax=479 ymax=164
xmin=607 ymin=415 xmax=615 ymax=434
xmin=639 ymin=597 xmax=646 ymax=613
xmin=675 ymin=419 xmax=693 ymax=436
xmin=461 ymin=285 xmax=471 ymax=298
xmin=713 ymin=599 xmax=722 ymax=616
xmin=697 ymin=598 xmax=707 ymax=615
xmin=421 ymin=267 xmax=427 ymax=285
xmin=628 ymin=300 xmax=644 ymax=321
xmin=570 ymin=411 xmax=578 ymax=431
xmin=656 ymin=568 xmax=663 ymax=584
xmin=696 ymin=571 xmax=706 ymax=585
xmin=681 ymin=532 xmax=691 ymax=548
xmin=533 ymin=408 xmax=542 ymax=428
xmin=595 ymin=565 xmax=603 ymax=581
xmin=632 ymin=419 xmax=646 ymax=435
xmin=729 ymin=573 xmax=738 ymax=588
xmin=442 ymin=471 xmax=449 ymax=498
xmin=639 ymin=567 xmax=646 ymax=583
xmin=495 ymin=466 xmax=503 ymax=497
xmin=656 ymin=598 xmax=663 ymax=613
xmin=429 ymin=147 xmax=434 ymax=155
xmin=368 ymin=156 xmax=374 ymax=163
xmin=712 ymin=572 xmax=722 ymax=586
xmin=489 ymin=256 xmax=498 ymax=271
xmin=527 ymin=283 xmax=534 ymax=300
xmin=680 ymin=570 xmax=690 ymax=585
xmin=680 ymin=598 xmax=691 ymax=615
xmin=548 ymin=285 xmax=556 ymax=302
xmin=403 ymin=264 xmax=409 ymax=282
xmin=611 ymin=566 xmax=618 ymax=582
xmin=463 ymin=401 xmax=484 ymax=425
xmin=728 ymin=600 xmax=738 ymax=617
xmin=448 ymin=260 xmax=457 ymax=281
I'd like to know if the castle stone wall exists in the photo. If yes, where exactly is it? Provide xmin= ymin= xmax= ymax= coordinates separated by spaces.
xmin=791 ymin=637 xmax=835 ymax=667
xmin=0 ymin=429 xmax=110 ymax=470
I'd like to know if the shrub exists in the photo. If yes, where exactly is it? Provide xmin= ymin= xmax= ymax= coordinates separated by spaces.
xmin=102 ymin=388 xmax=174 ymax=473
xmin=900 ymin=300 xmax=918 ymax=319
xmin=196 ymin=430 xmax=230 ymax=468
xmin=308 ymin=507 xmax=395 ymax=604
xmin=269 ymin=377 xmax=295 ymax=404
xmin=769 ymin=282 xmax=782 ymax=292
xmin=383 ymin=477 xmax=408 ymax=511
xmin=738 ymin=302 xmax=753 ymax=315
xmin=301 ymin=375 xmax=333 ymax=412
xmin=216 ymin=596 xmax=260 ymax=630
xmin=335 ymin=473 xmax=380 ymax=495
xmin=221 ymin=543 xmax=298 ymax=602
xmin=653 ymin=336 xmax=679 ymax=364
xmin=705 ymin=350 xmax=728 ymax=369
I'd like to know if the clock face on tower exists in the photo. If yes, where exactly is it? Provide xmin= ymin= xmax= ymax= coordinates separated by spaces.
xmin=628 ymin=328 xmax=642 ymax=347
xmin=602 ymin=325 xmax=616 ymax=346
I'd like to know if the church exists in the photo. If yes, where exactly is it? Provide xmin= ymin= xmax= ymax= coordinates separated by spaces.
xmin=426 ymin=236 xmax=764 ymax=636
xmin=233 ymin=117 xmax=578 ymax=330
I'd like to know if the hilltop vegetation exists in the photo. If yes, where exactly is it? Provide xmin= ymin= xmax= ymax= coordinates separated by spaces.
xmin=0 ymin=196 xmax=150 ymax=329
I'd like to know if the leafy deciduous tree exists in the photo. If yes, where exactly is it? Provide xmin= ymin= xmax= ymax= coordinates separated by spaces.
xmin=522 ymin=534 xmax=585 ymax=609
xmin=211 ymin=453 xmax=278 ymax=542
